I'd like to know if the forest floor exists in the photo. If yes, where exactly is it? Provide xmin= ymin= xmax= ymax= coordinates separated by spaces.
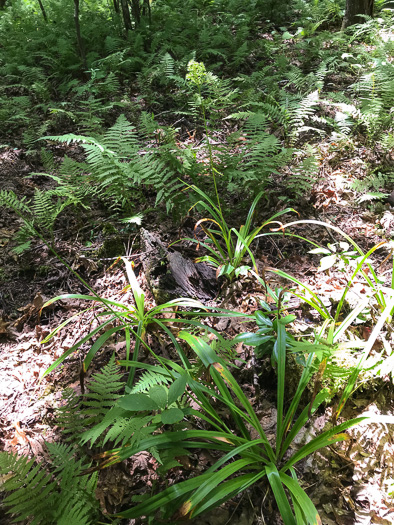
xmin=1 ymin=129 xmax=394 ymax=525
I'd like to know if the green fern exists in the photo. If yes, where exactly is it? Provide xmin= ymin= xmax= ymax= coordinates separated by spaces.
xmin=0 ymin=443 xmax=99 ymax=525
xmin=288 ymin=90 xmax=323 ymax=143
xmin=0 ymin=189 xmax=31 ymax=216
xmin=160 ymin=52 xmax=175 ymax=78
xmin=78 ymin=359 xmax=157 ymax=447
xmin=350 ymin=171 xmax=394 ymax=194
xmin=31 ymin=189 xmax=63 ymax=233
xmin=57 ymin=357 xmax=126 ymax=447
xmin=82 ymin=356 xmax=124 ymax=423
xmin=131 ymin=369 xmax=171 ymax=394
xmin=349 ymin=59 xmax=394 ymax=140
xmin=43 ymin=116 xmax=139 ymax=209
xmin=40 ymin=148 xmax=55 ymax=171
xmin=0 ymin=187 xmax=85 ymax=252
xmin=55 ymin=388 xmax=86 ymax=442
xmin=288 ymin=146 xmax=320 ymax=197
xmin=231 ymin=112 xmax=293 ymax=190
xmin=75 ymin=359 xmax=187 ymax=449
xmin=381 ymin=131 xmax=394 ymax=151
xmin=0 ymin=452 xmax=56 ymax=523
xmin=357 ymin=191 xmax=389 ymax=203
xmin=42 ymin=114 xmax=184 ymax=211
xmin=99 ymin=413 xmax=155 ymax=447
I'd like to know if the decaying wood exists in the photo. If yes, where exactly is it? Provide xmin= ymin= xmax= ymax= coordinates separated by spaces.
xmin=140 ymin=228 xmax=217 ymax=304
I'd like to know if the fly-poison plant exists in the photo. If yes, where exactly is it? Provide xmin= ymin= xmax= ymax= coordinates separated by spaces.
xmin=87 ymin=309 xmax=393 ymax=524
xmin=41 ymin=257 xmax=204 ymax=387
xmin=3 ymin=281 xmax=394 ymax=525
xmin=41 ymin=257 xmax=245 ymax=387
xmin=249 ymin=220 xmax=394 ymax=413
xmin=179 ymin=185 xmax=295 ymax=281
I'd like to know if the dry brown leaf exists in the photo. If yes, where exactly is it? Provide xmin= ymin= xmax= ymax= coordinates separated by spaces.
xmin=0 ymin=318 xmax=10 ymax=334
xmin=10 ymin=421 xmax=29 ymax=447
xmin=32 ymin=292 xmax=44 ymax=310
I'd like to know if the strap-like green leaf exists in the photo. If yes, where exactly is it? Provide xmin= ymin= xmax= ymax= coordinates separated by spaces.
xmin=117 ymin=473 xmax=212 ymax=518
xmin=42 ymin=293 xmax=129 ymax=311
xmin=179 ymin=331 xmax=219 ymax=367
xmin=194 ymin=471 xmax=267 ymax=516
xmin=122 ymin=257 xmax=145 ymax=317
xmin=100 ymin=429 xmax=237 ymax=466
xmin=282 ymin=417 xmax=367 ymax=471
xmin=266 ymin=463 xmax=296 ymax=525
xmin=280 ymin=471 xmax=321 ymax=525
xmin=336 ymin=295 xmax=394 ymax=417
xmin=42 ymin=317 xmax=116 ymax=378
xmin=40 ymin=307 xmax=91 ymax=344
xmin=276 ymin=319 xmax=287 ymax=452
xmin=184 ymin=458 xmax=256 ymax=516
xmin=280 ymin=389 xmax=329 ymax=459
xmin=83 ymin=324 xmax=126 ymax=371
xmin=208 ymin=361 xmax=275 ymax=461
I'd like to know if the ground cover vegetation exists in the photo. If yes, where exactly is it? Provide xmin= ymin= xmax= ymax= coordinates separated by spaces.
xmin=0 ymin=0 xmax=394 ymax=523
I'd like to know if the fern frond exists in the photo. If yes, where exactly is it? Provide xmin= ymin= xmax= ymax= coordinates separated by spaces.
xmin=160 ymin=52 xmax=175 ymax=77
xmin=47 ymin=443 xmax=98 ymax=525
xmin=103 ymin=414 xmax=154 ymax=447
xmin=42 ymin=133 xmax=102 ymax=147
xmin=40 ymin=148 xmax=55 ymax=171
xmin=131 ymin=370 xmax=171 ymax=393
xmin=80 ymin=404 xmax=157 ymax=448
xmin=0 ymin=189 xmax=31 ymax=216
xmin=101 ymin=114 xmax=139 ymax=157
xmin=56 ymin=388 xmax=85 ymax=442
xmin=357 ymin=192 xmax=389 ymax=203
xmin=11 ymin=241 xmax=32 ymax=255
xmin=287 ymin=146 xmax=320 ymax=197
xmin=350 ymin=171 xmax=394 ymax=194
xmin=56 ymin=504 xmax=93 ymax=525
xmin=82 ymin=355 xmax=124 ymax=421
xmin=289 ymin=90 xmax=321 ymax=142
xmin=0 ymin=452 xmax=56 ymax=524
xmin=0 ymin=444 xmax=99 ymax=525
xmin=232 ymin=111 xmax=292 ymax=189
xmin=32 ymin=189 xmax=56 ymax=231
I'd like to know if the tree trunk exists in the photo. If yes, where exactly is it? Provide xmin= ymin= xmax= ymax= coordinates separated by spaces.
xmin=142 ymin=0 xmax=151 ymax=23
xmin=131 ymin=0 xmax=141 ymax=25
xmin=342 ymin=0 xmax=374 ymax=29
xmin=37 ymin=0 xmax=48 ymax=22
xmin=73 ymin=0 xmax=87 ymax=70
xmin=120 ymin=0 xmax=132 ymax=32
xmin=113 ymin=0 xmax=119 ymax=14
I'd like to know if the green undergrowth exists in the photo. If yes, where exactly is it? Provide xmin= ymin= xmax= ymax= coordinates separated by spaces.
xmin=0 ymin=0 xmax=393 ymax=212
xmin=2 ymin=0 xmax=394 ymax=523
xmin=1 ymin=236 xmax=394 ymax=523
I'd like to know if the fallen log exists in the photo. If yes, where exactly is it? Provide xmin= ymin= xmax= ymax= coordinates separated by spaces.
xmin=140 ymin=228 xmax=217 ymax=304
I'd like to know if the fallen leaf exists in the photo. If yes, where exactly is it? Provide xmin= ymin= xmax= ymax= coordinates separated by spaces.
xmin=0 ymin=318 xmax=10 ymax=334
xmin=10 ymin=421 xmax=29 ymax=447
